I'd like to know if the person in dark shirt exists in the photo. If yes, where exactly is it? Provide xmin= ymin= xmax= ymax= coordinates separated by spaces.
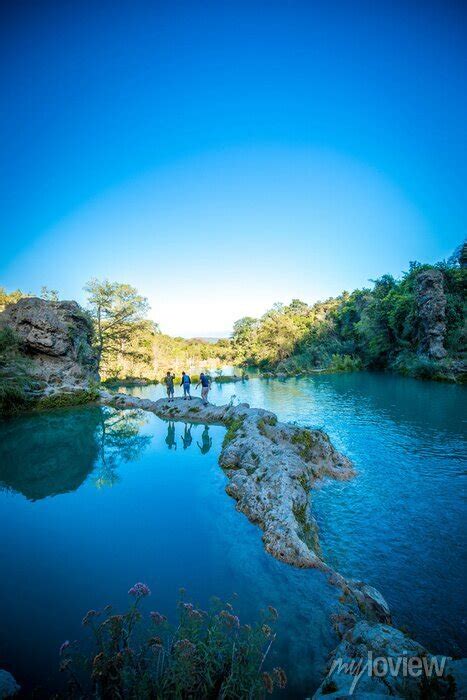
xmin=196 ymin=372 xmax=211 ymax=405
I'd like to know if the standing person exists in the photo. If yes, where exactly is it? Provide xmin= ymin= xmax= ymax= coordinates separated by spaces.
xmin=196 ymin=372 xmax=211 ymax=406
xmin=180 ymin=371 xmax=192 ymax=400
xmin=164 ymin=371 xmax=175 ymax=401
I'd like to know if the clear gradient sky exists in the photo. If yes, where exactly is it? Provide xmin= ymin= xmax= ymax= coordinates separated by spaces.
xmin=1 ymin=0 xmax=466 ymax=337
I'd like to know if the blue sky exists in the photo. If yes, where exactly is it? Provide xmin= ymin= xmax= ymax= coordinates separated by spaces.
xmin=1 ymin=0 xmax=466 ymax=336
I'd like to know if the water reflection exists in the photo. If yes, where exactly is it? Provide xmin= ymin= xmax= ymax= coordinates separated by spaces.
xmin=180 ymin=422 xmax=193 ymax=450
xmin=197 ymin=425 xmax=213 ymax=454
xmin=165 ymin=420 xmax=177 ymax=450
xmin=93 ymin=409 xmax=152 ymax=488
xmin=162 ymin=421 xmax=213 ymax=454
xmin=0 ymin=407 xmax=102 ymax=500
xmin=0 ymin=407 xmax=151 ymax=499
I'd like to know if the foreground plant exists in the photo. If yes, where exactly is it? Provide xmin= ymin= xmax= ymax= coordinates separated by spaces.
xmin=60 ymin=583 xmax=286 ymax=698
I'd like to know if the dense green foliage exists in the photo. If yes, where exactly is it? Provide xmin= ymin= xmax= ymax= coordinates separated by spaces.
xmin=60 ymin=584 xmax=285 ymax=698
xmin=0 ymin=327 xmax=34 ymax=414
xmin=231 ymin=258 xmax=466 ymax=381
xmin=36 ymin=389 xmax=100 ymax=411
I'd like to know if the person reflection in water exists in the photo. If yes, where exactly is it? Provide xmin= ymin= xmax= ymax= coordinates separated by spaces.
xmin=197 ymin=425 xmax=212 ymax=454
xmin=180 ymin=423 xmax=193 ymax=450
xmin=165 ymin=421 xmax=177 ymax=450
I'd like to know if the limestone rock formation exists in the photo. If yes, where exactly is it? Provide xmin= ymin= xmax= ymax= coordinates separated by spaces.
xmin=414 ymin=269 xmax=447 ymax=359
xmin=0 ymin=297 xmax=99 ymax=395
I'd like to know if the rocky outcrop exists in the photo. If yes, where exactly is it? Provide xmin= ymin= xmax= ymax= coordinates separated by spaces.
xmin=313 ymin=620 xmax=467 ymax=698
xmin=414 ymin=269 xmax=447 ymax=360
xmin=0 ymin=297 xmax=99 ymax=395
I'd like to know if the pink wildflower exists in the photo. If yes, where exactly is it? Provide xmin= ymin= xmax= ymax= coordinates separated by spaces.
xmin=82 ymin=609 xmax=100 ymax=626
xmin=219 ymin=610 xmax=240 ymax=628
xmin=150 ymin=611 xmax=167 ymax=625
xmin=59 ymin=640 xmax=70 ymax=656
xmin=128 ymin=582 xmax=151 ymax=597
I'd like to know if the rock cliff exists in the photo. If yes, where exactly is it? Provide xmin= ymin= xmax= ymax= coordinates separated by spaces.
xmin=0 ymin=297 xmax=99 ymax=395
xmin=414 ymin=269 xmax=447 ymax=359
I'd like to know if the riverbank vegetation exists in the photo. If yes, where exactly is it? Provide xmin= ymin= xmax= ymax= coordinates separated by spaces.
xmin=231 ymin=252 xmax=466 ymax=382
xmin=0 ymin=327 xmax=33 ymax=414
xmin=60 ymin=583 xmax=285 ymax=699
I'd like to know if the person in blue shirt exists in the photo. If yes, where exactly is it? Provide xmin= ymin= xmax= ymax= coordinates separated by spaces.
xmin=196 ymin=372 xmax=211 ymax=405
xmin=180 ymin=371 xmax=192 ymax=400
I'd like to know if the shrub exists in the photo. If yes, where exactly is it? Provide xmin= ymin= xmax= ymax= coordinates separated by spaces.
xmin=222 ymin=416 xmax=245 ymax=447
xmin=36 ymin=389 xmax=99 ymax=411
xmin=392 ymin=352 xmax=446 ymax=381
xmin=328 ymin=354 xmax=362 ymax=373
xmin=60 ymin=583 xmax=286 ymax=699
xmin=0 ymin=327 xmax=34 ymax=415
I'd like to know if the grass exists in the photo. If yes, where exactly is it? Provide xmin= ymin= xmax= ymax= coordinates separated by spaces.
xmin=291 ymin=429 xmax=318 ymax=462
xmin=222 ymin=416 xmax=245 ymax=448
xmin=292 ymin=502 xmax=321 ymax=554
xmin=35 ymin=388 xmax=100 ymax=411
xmin=256 ymin=415 xmax=277 ymax=435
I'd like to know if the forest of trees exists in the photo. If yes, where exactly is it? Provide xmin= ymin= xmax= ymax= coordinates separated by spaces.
xmin=0 ymin=281 xmax=233 ymax=385
xmin=231 ymin=253 xmax=466 ymax=381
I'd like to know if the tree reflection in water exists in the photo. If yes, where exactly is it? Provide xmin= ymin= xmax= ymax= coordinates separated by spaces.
xmin=0 ymin=406 xmax=152 ymax=499
xmin=94 ymin=408 xmax=152 ymax=489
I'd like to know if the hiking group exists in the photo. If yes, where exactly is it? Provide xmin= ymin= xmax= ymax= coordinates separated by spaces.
xmin=164 ymin=371 xmax=212 ymax=406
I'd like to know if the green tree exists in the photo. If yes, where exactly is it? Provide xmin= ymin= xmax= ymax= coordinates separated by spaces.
xmin=84 ymin=279 xmax=151 ymax=373
xmin=40 ymin=286 xmax=59 ymax=301
xmin=0 ymin=287 xmax=25 ymax=312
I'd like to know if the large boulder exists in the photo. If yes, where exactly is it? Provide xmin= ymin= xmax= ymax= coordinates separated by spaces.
xmin=0 ymin=297 xmax=99 ymax=395
xmin=414 ymin=269 xmax=447 ymax=360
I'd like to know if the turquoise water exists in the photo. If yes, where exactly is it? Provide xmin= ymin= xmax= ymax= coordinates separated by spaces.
xmin=1 ymin=373 xmax=465 ymax=695
xmin=119 ymin=373 xmax=467 ymax=657
xmin=0 ymin=405 xmax=338 ymax=696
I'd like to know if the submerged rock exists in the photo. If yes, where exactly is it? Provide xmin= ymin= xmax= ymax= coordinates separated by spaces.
xmin=0 ymin=670 xmax=20 ymax=697
xmin=0 ymin=297 xmax=99 ymax=396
